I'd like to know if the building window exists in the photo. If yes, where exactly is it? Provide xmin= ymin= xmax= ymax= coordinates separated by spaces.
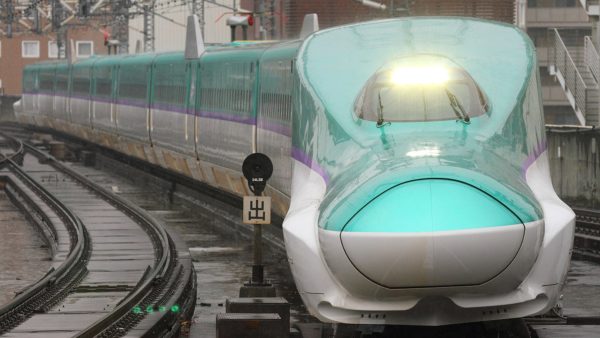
xmin=22 ymin=41 xmax=40 ymax=58
xmin=76 ymin=41 xmax=93 ymax=58
xmin=48 ymin=41 xmax=58 ymax=58
xmin=555 ymin=0 xmax=576 ymax=7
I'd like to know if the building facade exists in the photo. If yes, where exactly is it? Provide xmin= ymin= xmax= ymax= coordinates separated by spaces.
xmin=525 ymin=0 xmax=591 ymax=125
xmin=1 ymin=0 xmax=595 ymax=126
xmin=0 ymin=27 xmax=106 ymax=96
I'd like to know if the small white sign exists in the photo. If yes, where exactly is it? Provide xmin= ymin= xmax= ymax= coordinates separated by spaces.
xmin=243 ymin=196 xmax=271 ymax=224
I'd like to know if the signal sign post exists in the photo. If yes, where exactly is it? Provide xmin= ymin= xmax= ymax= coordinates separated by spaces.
xmin=240 ymin=153 xmax=276 ymax=297
xmin=243 ymin=195 xmax=271 ymax=285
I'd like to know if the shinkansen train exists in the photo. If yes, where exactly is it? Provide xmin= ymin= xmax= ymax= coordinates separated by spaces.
xmin=14 ymin=16 xmax=575 ymax=326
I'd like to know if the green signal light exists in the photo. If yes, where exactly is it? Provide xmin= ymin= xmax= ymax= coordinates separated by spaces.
xmin=146 ymin=305 xmax=154 ymax=314
xmin=159 ymin=306 xmax=166 ymax=312
xmin=171 ymin=305 xmax=180 ymax=313
xmin=133 ymin=306 xmax=143 ymax=314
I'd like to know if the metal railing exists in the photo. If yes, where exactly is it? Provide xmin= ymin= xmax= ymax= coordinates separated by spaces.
xmin=550 ymin=28 xmax=588 ymax=125
xmin=579 ymin=0 xmax=600 ymax=16
xmin=585 ymin=36 xmax=600 ymax=84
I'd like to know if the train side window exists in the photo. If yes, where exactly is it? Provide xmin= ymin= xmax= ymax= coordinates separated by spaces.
xmin=72 ymin=67 xmax=91 ymax=96
xmin=95 ymin=67 xmax=112 ymax=98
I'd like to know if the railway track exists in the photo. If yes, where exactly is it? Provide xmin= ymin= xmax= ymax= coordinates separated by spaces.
xmin=3 ymin=123 xmax=600 ymax=338
xmin=572 ymin=207 xmax=600 ymax=264
xmin=0 ymin=133 xmax=196 ymax=337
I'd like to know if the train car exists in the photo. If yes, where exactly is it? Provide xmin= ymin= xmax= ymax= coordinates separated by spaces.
xmin=15 ymin=16 xmax=574 ymax=326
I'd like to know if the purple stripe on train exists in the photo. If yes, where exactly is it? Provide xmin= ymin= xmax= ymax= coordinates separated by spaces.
xmin=521 ymin=139 xmax=548 ymax=178
xmin=291 ymin=147 xmax=330 ymax=185
xmin=22 ymin=93 xmax=292 ymax=138
xmin=153 ymin=102 xmax=192 ymax=115
xmin=93 ymin=96 xmax=113 ymax=104
xmin=117 ymin=99 xmax=148 ymax=109
xmin=258 ymin=120 xmax=292 ymax=137
xmin=71 ymin=94 xmax=92 ymax=101
xmin=197 ymin=110 xmax=256 ymax=125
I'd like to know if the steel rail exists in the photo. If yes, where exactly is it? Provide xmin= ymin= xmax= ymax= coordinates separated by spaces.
xmin=0 ymin=136 xmax=90 ymax=334
xmin=571 ymin=207 xmax=600 ymax=263
xmin=0 ymin=126 xmax=196 ymax=337
xmin=20 ymin=141 xmax=179 ymax=338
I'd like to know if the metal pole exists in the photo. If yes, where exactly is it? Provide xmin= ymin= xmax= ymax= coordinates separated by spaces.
xmin=51 ymin=0 xmax=67 ymax=59
xmin=191 ymin=0 xmax=205 ymax=39
xmin=143 ymin=4 xmax=155 ymax=52
xmin=595 ymin=17 xmax=600 ymax=51
xmin=112 ymin=0 xmax=129 ymax=54
xmin=191 ymin=0 xmax=197 ymax=16
xmin=58 ymin=27 xmax=67 ymax=59
xmin=269 ymin=0 xmax=275 ymax=39
xmin=6 ymin=0 xmax=14 ymax=38
xmin=251 ymin=224 xmax=263 ymax=284
xmin=255 ymin=0 xmax=266 ymax=40
xmin=33 ymin=7 xmax=40 ymax=33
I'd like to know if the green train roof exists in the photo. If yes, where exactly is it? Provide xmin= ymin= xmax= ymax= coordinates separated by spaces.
xmin=297 ymin=16 xmax=535 ymax=133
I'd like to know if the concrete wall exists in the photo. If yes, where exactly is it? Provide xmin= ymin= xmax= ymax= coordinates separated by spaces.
xmin=548 ymin=128 xmax=600 ymax=208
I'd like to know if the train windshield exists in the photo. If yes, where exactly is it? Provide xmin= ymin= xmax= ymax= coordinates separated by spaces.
xmin=355 ymin=56 xmax=488 ymax=124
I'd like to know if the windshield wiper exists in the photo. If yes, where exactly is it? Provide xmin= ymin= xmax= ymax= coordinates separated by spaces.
xmin=376 ymin=91 xmax=391 ymax=128
xmin=445 ymin=89 xmax=471 ymax=124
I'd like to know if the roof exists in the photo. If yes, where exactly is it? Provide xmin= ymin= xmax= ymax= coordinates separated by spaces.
xmin=297 ymin=17 xmax=535 ymax=133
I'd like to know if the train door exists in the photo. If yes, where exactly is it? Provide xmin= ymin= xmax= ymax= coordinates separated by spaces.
xmin=184 ymin=61 xmax=195 ymax=155
xmin=33 ymin=70 xmax=39 ymax=116
xmin=255 ymin=43 xmax=299 ymax=197
xmin=114 ymin=56 xmax=154 ymax=143
xmin=66 ymin=65 xmax=72 ymax=124
xmin=90 ymin=62 xmax=115 ymax=133
xmin=111 ymin=64 xmax=118 ymax=132
xmin=38 ymin=65 xmax=56 ymax=126
xmin=147 ymin=62 xmax=153 ymax=146
xmin=193 ymin=61 xmax=202 ymax=161
xmin=53 ymin=65 xmax=70 ymax=125
xmin=87 ymin=64 xmax=95 ymax=128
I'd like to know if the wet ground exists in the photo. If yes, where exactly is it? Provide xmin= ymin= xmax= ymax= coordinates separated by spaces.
xmin=532 ymin=259 xmax=600 ymax=338
xmin=66 ymin=154 xmax=314 ymax=337
xmin=0 ymin=190 xmax=52 ymax=306
xmin=9 ymin=130 xmax=600 ymax=338
xmin=58 ymin=151 xmax=600 ymax=338
xmin=561 ymin=260 xmax=600 ymax=318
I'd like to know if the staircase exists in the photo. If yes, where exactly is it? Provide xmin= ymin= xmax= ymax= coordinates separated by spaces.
xmin=582 ymin=37 xmax=600 ymax=125
xmin=579 ymin=0 xmax=600 ymax=16
xmin=548 ymin=29 xmax=600 ymax=126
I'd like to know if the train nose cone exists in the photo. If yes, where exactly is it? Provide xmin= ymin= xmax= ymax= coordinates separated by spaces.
xmin=336 ymin=179 xmax=525 ymax=288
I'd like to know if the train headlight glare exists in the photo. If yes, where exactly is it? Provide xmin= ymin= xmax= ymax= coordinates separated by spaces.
xmin=391 ymin=66 xmax=449 ymax=85
xmin=406 ymin=147 xmax=440 ymax=158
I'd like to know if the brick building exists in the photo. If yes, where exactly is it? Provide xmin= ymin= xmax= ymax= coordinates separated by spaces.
xmin=0 ymin=26 xmax=106 ymax=96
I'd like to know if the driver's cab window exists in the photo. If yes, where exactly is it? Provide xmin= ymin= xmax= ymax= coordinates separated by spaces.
xmin=355 ymin=55 xmax=488 ymax=123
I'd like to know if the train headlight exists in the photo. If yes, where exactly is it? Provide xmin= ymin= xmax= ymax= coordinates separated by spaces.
xmin=406 ymin=147 xmax=440 ymax=158
xmin=390 ymin=65 xmax=449 ymax=85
